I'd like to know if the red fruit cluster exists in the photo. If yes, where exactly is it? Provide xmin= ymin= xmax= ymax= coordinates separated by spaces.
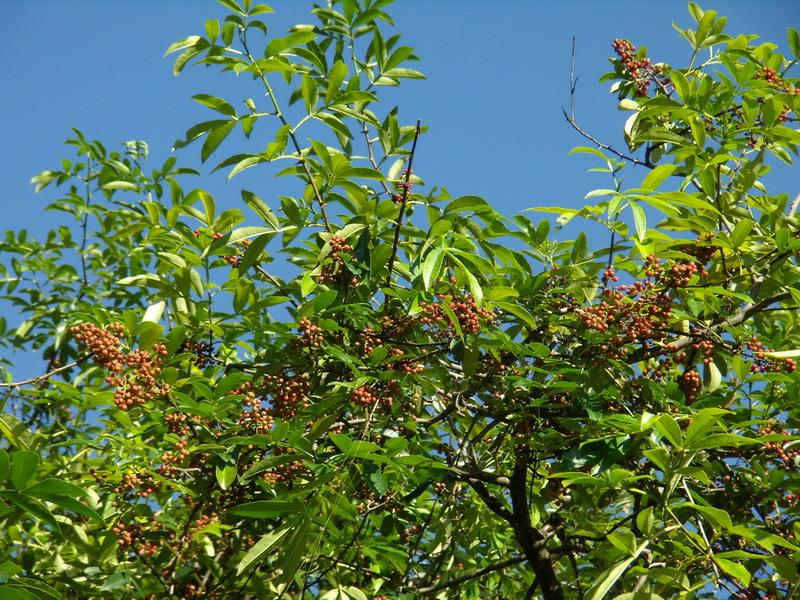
xmin=298 ymin=318 xmax=323 ymax=349
xmin=602 ymin=267 xmax=619 ymax=284
xmin=112 ymin=521 xmax=143 ymax=550
xmin=263 ymin=372 xmax=311 ymax=420
xmin=666 ymin=261 xmax=706 ymax=287
xmin=612 ymin=38 xmax=657 ymax=96
xmin=259 ymin=447 xmax=309 ymax=485
xmin=761 ymin=424 xmax=799 ymax=470
xmin=679 ymin=369 xmax=702 ymax=403
xmin=73 ymin=323 xmax=171 ymax=410
xmin=115 ymin=471 xmax=158 ymax=498
xmin=354 ymin=327 xmax=382 ymax=356
xmin=420 ymin=294 xmax=495 ymax=335
xmin=70 ymin=322 xmax=126 ymax=371
xmin=223 ymin=255 xmax=241 ymax=267
xmin=165 ymin=412 xmax=191 ymax=435
xmin=158 ymin=439 xmax=190 ymax=477
xmin=180 ymin=339 xmax=213 ymax=368
xmin=318 ymin=236 xmax=356 ymax=285
xmin=105 ymin=344 xmax=170 ymax=410
xmin=192 ymin=512 xmax=218 ymax=533
xmin=235 ymin=380 xmax=275 ymax=434
xmin=351 ymin=385 xmax=379 ymax=407
xmin=746 ymin=337 xmax=797 ymax=374
xmin=578 ymin=279 xmax=671 ymax=347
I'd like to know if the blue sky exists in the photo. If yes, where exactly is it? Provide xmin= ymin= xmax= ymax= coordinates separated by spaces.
xmin=2 ymin=0 xmax=799 ymax=378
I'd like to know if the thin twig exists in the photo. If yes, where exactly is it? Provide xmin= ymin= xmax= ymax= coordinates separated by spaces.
xmin=384 ymin=120 xmax=422 ymax=296
xmin=416 ymin=555 xmax=526 ymax=595
xmin=563 ymin=38 xmax=651 ymax=169
xmin=0 ymin=359 xmax=84 ymax=388
xmin=239 ymin=29 xmax=332 ymax=232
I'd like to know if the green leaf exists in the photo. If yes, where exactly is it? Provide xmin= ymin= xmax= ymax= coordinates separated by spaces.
xmin=339 ymin=167 xmax=384 ymax=180
xmin=494 ymin=301 xmax=537 ymax=330
xmin=229 ymin=226 xmax=278 ymax=244
xmin=0 ymin=492 xmax=59 ymax=532
xmin=689 ymin=434 xmax=758 ymax=450
xmin=228 ymin=500 xmax=305 ymax=519
xmin=24 ymin=479 xmax=88 ymax=498
xmin=788 ymin=27 xmax=800 ymax=59
xmin=266 ymin=32 xmax=317 ymax=57
xmin=730 ymin=219 xmax=754 ymax=247
xmin=586 ymin=542 xmax=649 ymax=600
xmin=669 ymin=71 xmax=690 ymax=104
xmin=241 ymin=454 xmax=303 ymax=481
xmin=326 ymin=60 xmax=348 ymax=103
xmin=655 ymin=415 xmax=683 ymax=448
xmin=682 ymin=502 xmax=732 ymax=530
xmin=422 ymin=248 xmax=444 ymax=291
xmin=102 ymin=181 xmax=139 ymax=192
xmin=142 ymin=300 xmax=166 ymax=324
xmin=201 ymin=120 xmax=236 ymax=163
xmin=216 ymin=465 xmax=237 ymax=491
xmin=640 ymin=164 xmax=676 ymax=191
xmin=217 ymin=0 xmax=244 ymax=14
xmin=10 ymin=451 xmax=39 ymax=490
xmin=713 ymin=557 xmax=750 ymax=586
xmin=0 ymin=449 xmax=8 ymax=484
xmin=630 ymin=202 xmax=647 ymax=242
xmin=164 ymin=35 xmax=202 ymax=57
xmin=765 ymin=349 xmax=800 ymax=359
xmin=193 ymin=94 xmax=237 ymax=117
xmin=236 ymin=525 xmax=292 ymax=575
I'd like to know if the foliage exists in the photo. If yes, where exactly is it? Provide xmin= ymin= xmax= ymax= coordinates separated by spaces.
xmin=2 ymin=1 xmax=800 ymax=598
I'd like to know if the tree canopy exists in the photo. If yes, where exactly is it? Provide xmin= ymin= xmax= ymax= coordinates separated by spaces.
xmin=2 ymin=1 xmax=800 ymax=599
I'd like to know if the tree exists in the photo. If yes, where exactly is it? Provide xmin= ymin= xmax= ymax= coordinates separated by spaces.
xmin=1 ymin=0 xmax=800 ymax=598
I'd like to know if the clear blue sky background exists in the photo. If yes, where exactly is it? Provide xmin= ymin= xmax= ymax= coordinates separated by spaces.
xmin=2 ymin=0 xmax=799 ymax=378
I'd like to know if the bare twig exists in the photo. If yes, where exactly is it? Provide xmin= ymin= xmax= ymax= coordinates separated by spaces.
xmin=563 ymin=38 xmax=650 ymax=169
xmin=239 ymin=29 xmax=332 ymax=232
xmin=384 ymin=120 xmax=422 ymax=295
xmin=417 ymin=555 xmax=526 ymax=595
xmin=0 ymin=359 xmax=84 ymax=388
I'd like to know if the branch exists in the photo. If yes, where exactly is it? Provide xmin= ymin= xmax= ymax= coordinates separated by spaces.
xmin=385 ymin=120 xmax=422 ymax=294
xmin=239 ymin=29 xmax=331 ymax=232
xmin=509 ymin=448 xmax=564 ymax=600
xmin=0 ymin=358 xmax=86 ymax=388
xmin=417 ymin=555 xmax=526 ymax=595
xmin=627 ymin=291 xmax=791 ymax=363
xmin=563 ymin=37 xmax=651 ymax=169
xmin=467 ymin=479 xmax=512 ymax=521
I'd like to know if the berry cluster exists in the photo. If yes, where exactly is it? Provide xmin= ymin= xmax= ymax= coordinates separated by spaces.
xmin=351 ymin=385 xmax=379 ymax=407
xmin=165 ymin=412 xmax=191 ymax=435
xmin=578 ymin=279 xmax=672 ymax=348
xmin=263 ymin=372 xmax=311 ymax=420
xmin=420 ymin=294 xmax=495 ymax=335
xmin=105 ymin=344 xmax=170 ymax=410
xmin=111 ymin=521 xmax=159 ymax=556
xmin=354 ymin=327 xmax=382 ymax=356
xmin=114 ymin=471 xmax=158 ymax=498
xmin=678 ymin=369 xmax=702 ymax=403
xmin=180 ymin=339 xmax=213 ymax=368
xmin=612 ymin=38 xmax=660 ymax=96
xmin=259 ymin=448 xmax=309 ymax=485
xmin=235 ymin=381 xmax=274 ymax=434
xmin=298 ymin=318 xmax=323 ymax=349
xmin=158 ymin=439 xmax=190 ymax=477
xmin=760 ymin=424 xmax=799 ymax=470
xmin=70 ymin=322 xmax=126 ymax=371
xmin=318 ymin=236 xmax=356 ymax=285
xmin=746 ymin=337 xmax=797 ymax=374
